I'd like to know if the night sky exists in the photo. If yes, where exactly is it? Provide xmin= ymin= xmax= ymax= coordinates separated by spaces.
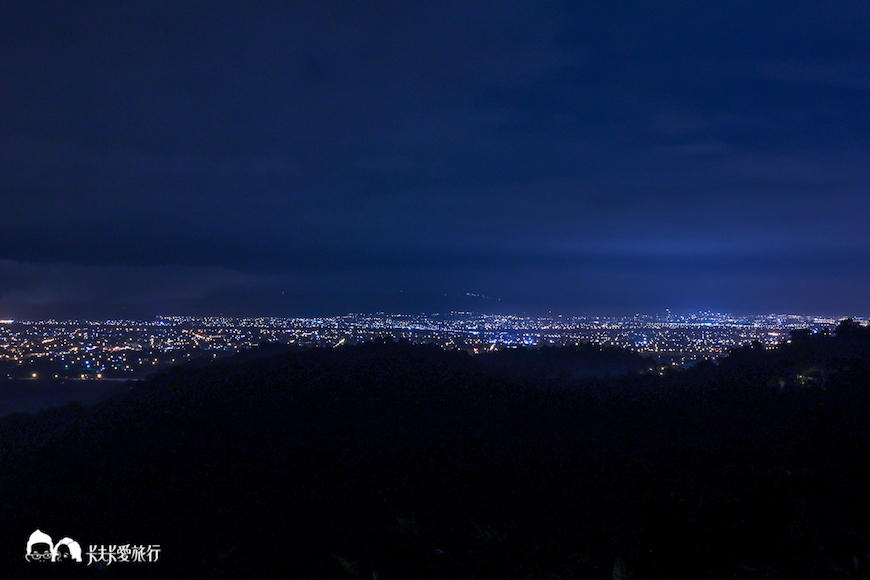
xmin=3 ymin=1 xmax=870 ymax=319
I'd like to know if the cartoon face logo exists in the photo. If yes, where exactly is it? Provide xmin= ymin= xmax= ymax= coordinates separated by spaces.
xmin=25 ymin=530 xmax=54 ymax=562
xmin=55 ymin=537 xmax=83 ymax=563
xmin=25 ymin=530 xmax=83 ymax=563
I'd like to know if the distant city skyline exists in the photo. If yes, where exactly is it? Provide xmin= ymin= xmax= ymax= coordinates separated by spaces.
xmin=1 ymin=310 xmax=862 ymax=378
xmin=2 ymin=309 xmax=863 ymax=415
xmin=2 ymin=309 xmax=866 ymax=324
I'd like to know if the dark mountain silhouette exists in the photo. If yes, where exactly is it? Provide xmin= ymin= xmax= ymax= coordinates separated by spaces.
xmin=1 ymin=330 xmax=870 ymax=578
xmin=476 ymin=342 xmax=655 ymax=381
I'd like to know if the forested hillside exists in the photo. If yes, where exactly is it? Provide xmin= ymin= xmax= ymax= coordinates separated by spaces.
xmin=2 ymin=324 xmax=870 ymax=579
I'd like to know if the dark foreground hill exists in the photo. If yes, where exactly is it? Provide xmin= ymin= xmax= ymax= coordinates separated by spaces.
xmin=1 ymin=332 xmax=870 ymax=579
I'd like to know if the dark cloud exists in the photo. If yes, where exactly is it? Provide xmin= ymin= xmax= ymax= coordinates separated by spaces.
xmin=0 ymin=260 xmax=275 ymax=319
xmin=2 ymin=1 xmax=869 ymax=317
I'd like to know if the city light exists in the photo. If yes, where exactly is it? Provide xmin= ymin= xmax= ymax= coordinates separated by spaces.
xmin=0 ymin=311 xmax=861 ymax=380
